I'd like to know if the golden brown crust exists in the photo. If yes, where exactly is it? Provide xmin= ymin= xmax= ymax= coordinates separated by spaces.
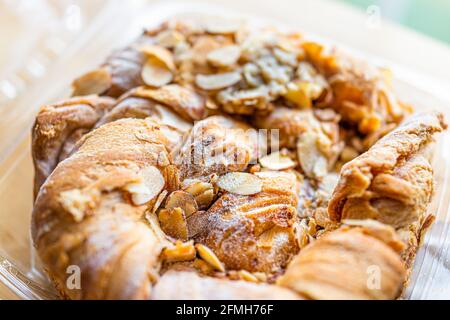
xmin=32 ymin=90 xmax=195 ymax=198
xmin=151 ymin=270 xmax=301 ymax=300
xmin=303 ymin=43 xmax=411 ymax=134
xmin=195 ymin=171 xmax=299 ymax=273
xmin=252 ymin=107 xmax=334 ymax=148
xmin=132 ymin=85 xmax=207 ymax=121
xmin=31 ymin=18 xmax=447 ymax=300
xmin=96 ymin=91 xmax=193 ymax=132
xmin=278 ymin=225 xmax=406 ymax=300
xmin=174 ymin=115 xmax=259 ymax=180
xmin=94 ymin=96 xmax=160 ymax=128
xmin=328 ymin=112 xmax=447 ymax=227
xmin=32 ymin=119 xmax=179 ymax=299
xmin=32 ymin=95 xmax=116 ymax=196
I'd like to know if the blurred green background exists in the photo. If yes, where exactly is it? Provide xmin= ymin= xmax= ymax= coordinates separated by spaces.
xmin=337 ymin=0 xmax=450 ymax=44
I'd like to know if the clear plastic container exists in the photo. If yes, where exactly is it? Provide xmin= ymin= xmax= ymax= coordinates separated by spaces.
xmin=0 ymin=0 xmax=449 ymax=300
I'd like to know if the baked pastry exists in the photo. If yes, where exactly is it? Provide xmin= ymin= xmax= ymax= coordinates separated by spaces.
xmin=31 ymin=17 xmax=446 ymax=300
xmin=278 ymin=222 xmax=406 ymax=299
xmin=32 ymin=96 xmax=116 ymax=197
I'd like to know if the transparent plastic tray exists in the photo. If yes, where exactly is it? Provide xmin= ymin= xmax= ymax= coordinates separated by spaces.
xmin=0 ymin=0 xmax=449 ymax=300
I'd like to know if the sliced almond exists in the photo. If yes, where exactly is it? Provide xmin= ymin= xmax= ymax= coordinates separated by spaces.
xmin=152 ymin=189 xmax=168 ymax=214
xmin=205 ymin=97 xmax=219 ymax=110
xmin=158 ymin=207 xmax=188 ymax=240
xmin=72 ymin=68 xmax=111 ymax=96
xmin=259 ymin=151 xmax=295 ymax=170
xmin=195 ymin=243 xmax=225 ymax=272
xmin=293 ymin=219 xmax=310 ymax=249
xmin=162 ymin=164 xmax=181 ymax=193
xmin=253 ymin=272 xmax=268 ymax=282
xmin=273 ymin=47 xmax=298 ymax=67
xmin=126 ymin=183 xmax=153 ymax=206
xmin=144 ymin=211 xmax=172 ymax=247
xmin=207 ymin=45 xmax=241 ymax=67
xmin=183 ymin=180 xmax=215 ymax=209
xmin=296 ymin=61 xmax=319 ymax=82
xmin=155 ymin=30 xmax=185 ymax=48
xmin=193 ymin=188 xmax=214 ymax=210
xmin=154 ymin=104 xmax=193 ymax=131
xmin=174 ymin=41 xmax=192 ymax=62
xmin=243 ymin=63 xmax=263 ymax=87
xmin=216 ymin=172 xmax=262 ymax=195
xmin=165 ymin=190 xmax=198 ymax=218
xmin=297 ymin=132 xmax=328 ymax=178
xmin=195 ymin=71 xmax=241 ymax=90
xmin=257 ymin=55 xmax=292 ymax=84
xmin=125 ymin=166 xmax=165 ymax=206
xmin=140 ymin=45 xmax=175 ymax=70
xmin=162 ymin=240 xmax=196 ymax=262
xmin=217 ymin=86 xmax=269 ymax=114
xmin=238 ymin=270 xmax=259 ymax=283
xmin=141 ymin=58 xmax=173 ymax=87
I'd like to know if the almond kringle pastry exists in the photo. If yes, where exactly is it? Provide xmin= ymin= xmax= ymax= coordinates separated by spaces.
xmin=31 ymin=17 xmax=447 ymax=300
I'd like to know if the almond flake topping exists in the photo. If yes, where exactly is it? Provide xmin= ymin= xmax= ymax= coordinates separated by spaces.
xmin=259 ymin=151 xmax=295 ymax=170
xmin=195 ymin=71 xmax=242 ymax=90
xmin=195 ymin=243 xmax=225 ymax=272
xmin=125 ymin=166 xmax=165 ymax=205
xmin=207 ymin=45 xmax=241 ymax=67
xmin=217 ymin=172 xmax=262 ymax=195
